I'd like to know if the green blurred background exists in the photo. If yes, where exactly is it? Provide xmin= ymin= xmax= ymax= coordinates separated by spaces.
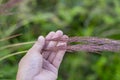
xmin=0 ymin=0 xmax=120 ymax=80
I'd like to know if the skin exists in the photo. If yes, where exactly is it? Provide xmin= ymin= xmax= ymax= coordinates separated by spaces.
xmin=16 ymin=30 xmax=68 ymax=80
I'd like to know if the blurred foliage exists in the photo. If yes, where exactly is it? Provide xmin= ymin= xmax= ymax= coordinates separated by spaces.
xmin=0 ymin=0 xmax=120 ymax=80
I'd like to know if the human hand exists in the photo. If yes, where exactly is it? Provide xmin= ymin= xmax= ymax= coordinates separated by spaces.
xmin=16 ymin=30 xmax=68 ymax=80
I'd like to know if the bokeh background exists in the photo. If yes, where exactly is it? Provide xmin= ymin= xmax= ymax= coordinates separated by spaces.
xmin=0 ymin=0 xmax=120 ymax=80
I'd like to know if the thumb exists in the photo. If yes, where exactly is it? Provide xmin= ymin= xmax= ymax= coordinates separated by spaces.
xmin=29 ymin=36 xmax=45 ymax=53
xmin=16 ymin=36 xmax=45 ymax=80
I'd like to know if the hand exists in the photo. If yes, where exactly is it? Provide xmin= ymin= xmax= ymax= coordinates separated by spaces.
xmin=16 ymin=30 xmax=68 ymax=80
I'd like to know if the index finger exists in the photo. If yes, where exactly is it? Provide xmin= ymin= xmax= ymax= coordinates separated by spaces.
xmin=52 ymin=35 xmax=68 ymax=69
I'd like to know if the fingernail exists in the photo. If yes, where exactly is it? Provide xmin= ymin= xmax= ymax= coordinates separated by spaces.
xmin=57 ymin=43 xmax=66 ymax=46
xmin=38 ymin=36 xmax=44 ymax=40
xmin=56 ymin=30 xmax=63 ymax=33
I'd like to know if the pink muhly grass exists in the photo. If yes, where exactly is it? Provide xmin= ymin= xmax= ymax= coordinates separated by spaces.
xmin=45 ymin=36 xmax=120 ymax=54
xmin=0 ymin=0 xmax=22 ymax=14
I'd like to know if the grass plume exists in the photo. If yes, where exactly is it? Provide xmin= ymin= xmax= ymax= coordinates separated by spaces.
xmin=1 ymin=36 xmax=120 ymax=54
xmin=45 ymin=37 xmax=120 ymax=53
xmin=0 ymin=0 xmax=22 ymax=14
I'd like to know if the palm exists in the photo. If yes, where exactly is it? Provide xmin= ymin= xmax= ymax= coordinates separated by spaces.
xmin=34 ymin=31 xmax=67 ymax=80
